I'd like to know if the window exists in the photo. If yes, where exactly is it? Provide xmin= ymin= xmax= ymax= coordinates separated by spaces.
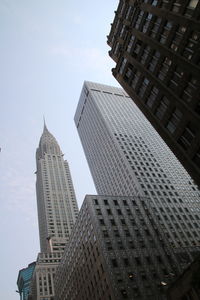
xmin=146 ymin=86 xmax=159 ymax=108
xmin=119 ymin=58 xmax=127 ymax=75
xmin=111 ymin=259 xmax=118 ymax=268
xmin=155 ymin=96 xmax=169 ymax=119
xmin=166 ymin=108 xmax=183 ymax=133
xmin=131 ymin=70 xmax=141 ymax=89
xmin=138 ymin=77 xmax=150 ymax=97
xmin=148 ymin=51 xmax=160 ymax=72
xmin=124 ymin=64 xmax=133 ymax=81
xmin=135 ymin=10 xmax=144 ymax=29
xmin=182 ymin=76 xmax=199 ymax=102
xmin=188 ymin=0 xmax=199 ymax=9
xmin=121 ymin=289 xmax=128 ymax=298
xmin=158 ymin=57 xmax=172 ymax=80
xmin=142 ymin=13 xmax=153 ymax=33
xmin=150 ymin=17 xmax=162 ymax=38
xmin=127 ymin=35 xmax=135 ymax=53
xmin=178 ymin=123 xmax=196 ymax=150
xmin=172 ymin=1 xmax=181 ymax=13
xmin=141 ymin=45 xmax=151 ymax=64
xmin=184 ymin=0 xmax=199 ymax=17
xmin=133 ymin=40 xmax=142 ymax=55
xmin=159 ymin=21 xmax=172 ymax=44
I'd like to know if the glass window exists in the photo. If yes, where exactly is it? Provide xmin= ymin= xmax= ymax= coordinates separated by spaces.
xmin=155 ymin=96 xmax=169 ymax=119
xmin=188 ymin=0 xmax=199 ymax=9
xmin=119 ymin=58 xmax=127 ymax=75
xmin=166 ymin=109 xmax=183 ymax=134
xmin=178 ymin=123 xmax=196 ymax=150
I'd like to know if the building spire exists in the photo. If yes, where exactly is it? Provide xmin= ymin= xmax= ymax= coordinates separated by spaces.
xmin=43 ymin=116 xmax=48 ymax=132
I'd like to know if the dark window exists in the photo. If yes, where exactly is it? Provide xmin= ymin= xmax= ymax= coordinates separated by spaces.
xmin=155 ymin=96 xmax=169 ymax=119
xmin=178 ymin=123 xmax=196 ymax=150
xmin=131 ymin=70 xmax=141 ymax=89
xmin=193 ymin=147 xmax=200 ymax=168
xmin=146 ymin=86 xmax=159 ymax=108
xmin=111 ymin=259 xmax=118 ymax=268
xmin=121 ymin=289 xmax=128 ymax=298
xmin=166 ymin=108 xmax=183 ymax=133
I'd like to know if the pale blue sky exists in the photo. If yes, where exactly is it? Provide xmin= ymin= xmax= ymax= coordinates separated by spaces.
xmin=0 ymin=0 xmax=119 ymax=298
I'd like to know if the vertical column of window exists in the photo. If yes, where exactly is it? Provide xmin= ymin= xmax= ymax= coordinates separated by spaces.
xmin=126 ymin=35 xmax=136 ymax=53
xmin=191 ymin=30 xmax=200 ymax=64
xmin=137 ymin=77 xmax=150 ymax=98
xmin=142 ymin=13 xmax=153 ymax=34
xmin=184 ymin=0 xmax=199 ymax=18
xmin=182 ymin=76 xmax=199 ymax=104
xmin=168 ymin=66 xmax=184 ymax=95
xmin=177 ymin=122 xmax=197 ymax=151
xmin=119 ymin=58 xmax=127 ymax=75
xmin=140 ymin=44 xmax=151 ymax=65
xmin=149 ymin=16 xmax=162 ymax=39
xmin=171 ymin=0 xmax=183 ymax=14
xmin=124 ymin=64 xmax=134 ymax=83
xmin=145 ymin=86 xmax=159 ymax=108
xmin=125 ymin=5 xmax=135 ymax=22
xmin=160 ymin=0 xmax=171 ymax=9
xmin=134 ymin=10 xmax=145 ymax=31
xmin=159 ymin=20 xmax=173 ymax=45
xmin=132 ymin=39 xmax=143 ymax=59
xmin=155 ymin=96 xmax=170 ymax=120
xmin=148 ymin=50 xmax=161 ymax=73
xmin=192 ymin=147 xmax=200 ymax=168
xmin=131 ymin=70 xmax=142 ymax=90
xmin=166 ymin=108 xmax=183 ymax=134
xmin=157 ymin=57 xmax=172 ymax=82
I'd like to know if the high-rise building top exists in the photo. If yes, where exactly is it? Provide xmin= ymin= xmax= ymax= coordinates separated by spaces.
xmin=36 ymin=122 xmax=79 ymax=253
xmin=17 ymin=262 xmax=36 ymax=300
xmin=75 ymin=81 xmax=200 ymax=252
xmin=107 ymin=0 xmax=200 ymax=187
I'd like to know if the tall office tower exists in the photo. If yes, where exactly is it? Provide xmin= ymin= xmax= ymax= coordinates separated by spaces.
xmin=74 ymin=81 xmax=200 ymax=266
xmin=55 ymin=195 xmax=185 ymax=300
xmin=29 ymin=123 xmax=79 ymax=300
xmin=107 ymin=0 xmax=200 ymax=187
xmin=17 ymin=262 xmax=36 ymax=300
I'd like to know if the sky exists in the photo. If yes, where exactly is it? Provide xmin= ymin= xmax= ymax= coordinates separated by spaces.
xmin=0 ymin=0 xmax=119 ymax=298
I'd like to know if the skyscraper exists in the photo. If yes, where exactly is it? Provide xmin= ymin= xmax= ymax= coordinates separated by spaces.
xmin=30 ymin=123 xmax=79 ymax=300
xmin=107 ymin=0 xmax=200 ymax=187
xmin=36 ymin=122 xmax=78 ymax=253
xmin=74 ymin=81 xmax=200 ymax=260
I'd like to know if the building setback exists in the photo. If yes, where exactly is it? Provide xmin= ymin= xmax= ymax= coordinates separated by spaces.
xmin=107 ymin=0 xmax=200 ymax=187
xmin=55 ymin=195 xmax=184 ymax=300
xmin=29 ymin=123 xmax=79 ymax=300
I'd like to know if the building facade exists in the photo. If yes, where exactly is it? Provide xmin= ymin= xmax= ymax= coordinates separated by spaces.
xmin=30 ymin=123 xmax=79 ymax=300
xmin=17 ymin=262 xmax=36 ymax=300
xmin=74 ymin=81 xmax=200 ymax=272
xmin=55 ymin=195 xmax=183 ymax=300
xmin=107 ymin=0 xmax=200 ymax=187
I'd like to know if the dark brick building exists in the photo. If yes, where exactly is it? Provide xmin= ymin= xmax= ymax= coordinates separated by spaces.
xmin=107 ymin=0 xmax=200 ymax=187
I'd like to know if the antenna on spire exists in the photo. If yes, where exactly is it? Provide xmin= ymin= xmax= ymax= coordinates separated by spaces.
xmin=43 ymin=115 xmax=48 ymax=131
